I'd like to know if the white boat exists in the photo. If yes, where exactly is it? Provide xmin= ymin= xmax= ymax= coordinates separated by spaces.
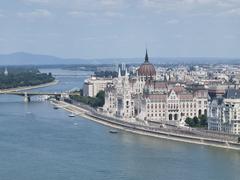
xmin=68 ymin=113 xmax=75 ymax=117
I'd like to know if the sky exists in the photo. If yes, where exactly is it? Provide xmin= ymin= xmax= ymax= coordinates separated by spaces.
xmin=0 ymin=0 xmax=239 ymax=59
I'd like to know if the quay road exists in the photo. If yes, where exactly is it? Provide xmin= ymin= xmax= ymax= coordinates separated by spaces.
xmin=52 ymin=99 xmax=240 ymax=150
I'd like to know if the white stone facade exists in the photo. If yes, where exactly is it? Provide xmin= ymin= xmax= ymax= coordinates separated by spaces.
xmin=208 ymin=95 xmax=240 ymax=135
xmin=83 ymin=76 xmax=112 ymax=97
xmin=103 ymin=54 xmax=208 ymax=126
xmin=138 ymin=83 xmax=208 ymax=126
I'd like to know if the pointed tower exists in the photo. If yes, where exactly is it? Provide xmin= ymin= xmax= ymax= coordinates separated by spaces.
xmin=118 ymin=67 xmax=121 ymax=78
xmin=125 ymin=68 xmax=128 ymax=77
xmin=137 ymin=49 xmax=156 ymax=77
xmin=144 ymin=49 xmax=149 ymax=63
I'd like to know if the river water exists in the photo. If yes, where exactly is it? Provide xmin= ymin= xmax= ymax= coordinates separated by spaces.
xmin=0 ymin=69 xmax=240 ymax=180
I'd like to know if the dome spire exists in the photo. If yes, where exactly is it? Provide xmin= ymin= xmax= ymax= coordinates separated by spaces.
xmin=138 ymin=48 xmax=156 ymax=77
xmin=145 ymin=49 xmax=149 ymax=63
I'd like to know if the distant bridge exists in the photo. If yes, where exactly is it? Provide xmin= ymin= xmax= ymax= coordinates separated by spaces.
xmin=0 ymin=91 xmax=79 ymax=102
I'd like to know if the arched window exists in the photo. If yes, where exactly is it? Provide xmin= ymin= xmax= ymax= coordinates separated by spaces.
xmin=174 ymin=114 xmax=178 ymax=120
xmin=198 ymin=109 xmax=202 ymax=116
xmin=169 ymin=114 xmax=173 ymax=120
xmin=204 ymin=109 xmax=207 ymax=116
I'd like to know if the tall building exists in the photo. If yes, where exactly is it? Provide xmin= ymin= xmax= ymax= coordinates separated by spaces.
xmin=103 ymin=50 xmax=208 ymax=126
xmin=208 ymin=88 xmax=240 ymax=135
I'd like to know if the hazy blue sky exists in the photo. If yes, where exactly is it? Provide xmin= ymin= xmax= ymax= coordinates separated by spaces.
xmin=0 ymin=0 xmax=239 ymax=59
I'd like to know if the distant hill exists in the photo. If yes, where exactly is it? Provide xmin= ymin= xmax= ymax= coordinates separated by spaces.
xmin=0 ymin=52 xmax=81 ymax=65
xmin=0 ymin=52 xmax=239 ymax=65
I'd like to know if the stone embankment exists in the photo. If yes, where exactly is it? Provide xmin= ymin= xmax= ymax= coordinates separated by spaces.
xmin=51 ymin=100 xmax=240 ymax=151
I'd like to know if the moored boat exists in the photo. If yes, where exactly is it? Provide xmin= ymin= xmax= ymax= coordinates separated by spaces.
xmin=109 ymin=129 xmax=118 ymax=134
xmin=68 ymin=113 xmax=76 ymax=117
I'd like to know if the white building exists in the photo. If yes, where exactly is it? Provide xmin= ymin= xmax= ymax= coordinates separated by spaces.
xmin=208 ymin=89 xmax=240 ymax=135
xmin=139 ymin=82 xmax=208 ymax=126
xmin=83 ymin=76 xmax=112 ymax=97
xmin=103 ymin=50 xmax=208 ymax=126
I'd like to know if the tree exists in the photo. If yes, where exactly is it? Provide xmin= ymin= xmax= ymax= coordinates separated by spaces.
xmin=199 ymin=115 xmax=208 ymax=127
xmin=70 ymin=90 xmax=105 ymax=108
xmin=185 ymin=117 xmax=194 ymax=127
xmin=193 ymin=116 xmax=199 ymax=126
xmin=96 ymin=90 xmax=105 ymax=107
xmin=0 ymin=68 xmax=55 ymax=89
xmin=79 ymin=89 xmax=83 ymax=96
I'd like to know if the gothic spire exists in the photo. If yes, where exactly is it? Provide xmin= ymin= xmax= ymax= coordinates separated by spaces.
xmin=118 ymin=67 xmax=121 ymax=78
xmin=145 ymin=49 xmax=149 ymax=63
xmin=125 ymin=68 xmax=128 ymax=77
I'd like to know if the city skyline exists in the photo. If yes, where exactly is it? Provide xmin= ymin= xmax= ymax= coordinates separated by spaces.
xmin=0 ymin=0 xmax=240 ymax=59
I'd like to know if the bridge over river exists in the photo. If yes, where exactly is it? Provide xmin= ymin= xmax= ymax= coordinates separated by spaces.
xmin=0 ymin=91 xmax=79 ymax=102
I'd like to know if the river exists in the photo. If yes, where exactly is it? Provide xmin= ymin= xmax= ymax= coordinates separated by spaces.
xmin=0 ymin=68 xmax=240 ymax=180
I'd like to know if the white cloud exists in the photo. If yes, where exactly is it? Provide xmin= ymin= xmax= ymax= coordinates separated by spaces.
xmin=68 ymin=11 xmax=97 ymax=18
xmin=223 ymin=34 xmax=236 ymax=39
xmin=68 ymin=10 xmax=124 ymax=19
xmin=166 ymin=19 xmax=180 ymax=24
xmin=0 ymin=10 xmax=5 ymax=18
xmin=142 ymin=0 xmax=240 ymax=16
xmin=17 ymin=9 xmax=52 ymax=20
xmin=104 ymin=11 xmax=124 ymax=18
xmin=175 ymin=34 xmax=183 ymax=39
xmin=18 ymin=0 xmax=240 ymax=20
xmin=100 ymin=0 xmax=127 ymax=9
xmin=222 ymin=8 xmax=240 ymax=16
xmin=0 ymin=37 xmax=6 ymax=41
xmin=101 ymin=0 xmax=120 ymax=6
xmin=22 ymin=0 xmax=50 ymax=4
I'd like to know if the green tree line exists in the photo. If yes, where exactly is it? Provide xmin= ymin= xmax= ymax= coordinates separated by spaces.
xmin=0 ymin=69 xmax=54 ymax=89
xmin=185 ymin=115 xmax=208 ymax=128
xmin=70 ymin=90 xmax=105 ymax=108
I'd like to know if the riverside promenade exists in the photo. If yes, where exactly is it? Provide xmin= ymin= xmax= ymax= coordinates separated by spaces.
xmin=51 ymin=99 xmax=240 ymax=151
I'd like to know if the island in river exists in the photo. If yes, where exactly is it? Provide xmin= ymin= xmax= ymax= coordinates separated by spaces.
xmin=0 ymin=66 xmax=55 ymax=89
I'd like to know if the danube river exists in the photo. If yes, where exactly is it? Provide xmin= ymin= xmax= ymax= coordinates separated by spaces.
xmin=0 ymin=69 xmax=240 ymax=180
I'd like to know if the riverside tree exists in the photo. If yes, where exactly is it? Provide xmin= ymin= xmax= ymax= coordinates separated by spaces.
xmin=185 ymin=115 xmax=208 ymax=128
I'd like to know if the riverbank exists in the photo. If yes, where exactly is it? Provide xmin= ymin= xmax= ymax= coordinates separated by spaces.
xmin=51 ymin=100 xmax=240 ymax=151
xmin=0 ymin=80 xmax=59 ymax=93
